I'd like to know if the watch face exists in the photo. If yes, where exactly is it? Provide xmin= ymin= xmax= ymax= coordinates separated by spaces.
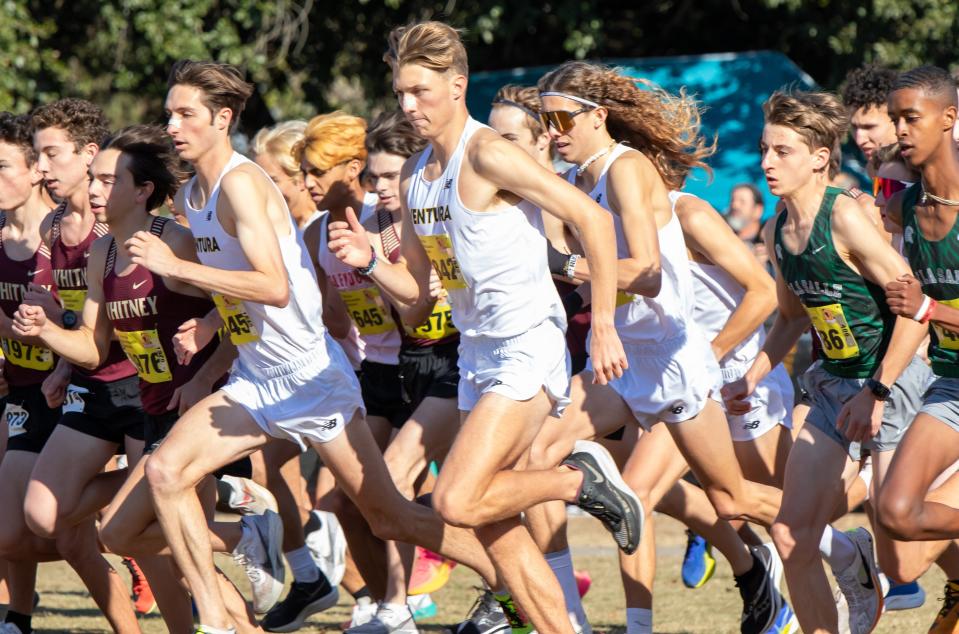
xmin=62 ymin=310 xmax=78 ymax=328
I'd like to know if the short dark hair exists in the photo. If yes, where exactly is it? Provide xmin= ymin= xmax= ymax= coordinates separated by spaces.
xmin=0 ymin=112 xmax=38 ymax=165
xmin=841 ymin=65 xmax=898 ymax=112
xmin=100 ymin=125 xmax=183 ymax=211
xmin=30 ymin=98 xmax=110 ymax=150
xmin=732 ymin=183 xmax=763 ymax=206
xmin=893 ymin=65 xmax=958 ymax=107
xmin=364 ymin=110 xmax=427 ymax=159
xmin=167 ymin=60 xmax=254 ymax=133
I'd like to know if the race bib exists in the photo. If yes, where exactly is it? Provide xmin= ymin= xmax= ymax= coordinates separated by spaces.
xmin=59 ymin=289 xmax=87 ymax=311
xmin=404 ymin=295 xmax=458 ymax=340
xmin=418 ymin=234 xmax=466 ymax=290
xmin=0 ymin=337 xmax=53 ymax=371
xmin=213 ymin=294 xmax=260 ymax=345
xmin=933 ymin=297 xmax=959 ymax=350
xmin=4 ymin=403 xmax=28 ymax=437
xmin=117 ymin=328 xmax=172 ymax=383
xmin=806 ymin=303 xmax=861 ymax=360
xmin=63 ymin=385 xmax=88 ymax=414
xmin=339 ymin=287 xmax=396 ymax=335
xmin=616 ymin=290 xmax=634 ymax=307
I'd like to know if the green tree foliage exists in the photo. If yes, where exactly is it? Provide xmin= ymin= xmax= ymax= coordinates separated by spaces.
xmin=1 ymin=0 xmax=956 ymax=132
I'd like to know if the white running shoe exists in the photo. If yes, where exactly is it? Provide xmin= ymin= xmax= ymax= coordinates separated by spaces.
xmin=304 ymin=509 xmax=347 ymax=586
xmin=232 ymin=510 xmax=286 ymax=614
xmin=350 ymin=599 xmax=379 ymax=628
xmin=346 ymin=603 xmax=419 ymax=633
xmin=833 ymin=527 xmax=883 ymax=634
xmin=220 ymin=475 xmax=278 ymax=516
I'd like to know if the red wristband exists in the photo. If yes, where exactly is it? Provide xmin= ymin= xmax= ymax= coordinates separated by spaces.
xmin=921 ymin=298 xmax=938 ymax=324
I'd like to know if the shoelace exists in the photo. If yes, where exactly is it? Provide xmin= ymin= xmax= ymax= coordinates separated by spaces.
xmin=683 ymin=532 xmax=699 ymax=564
xmin=577 ymin=498 xmax=622 ymax=529
xmin=937 ymin=587 xmax=959 ymax=620
xmin=462 ymin=587 xmax=497 ymax=620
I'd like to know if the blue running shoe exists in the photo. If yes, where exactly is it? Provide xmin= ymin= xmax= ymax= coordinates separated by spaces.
xmin=885 ymin=579 xmax=925 ymax=611
xmin=765 ymin=603 xmax=799 ymax=633
xmin=681 ymin=530 xmax=716 ymax=589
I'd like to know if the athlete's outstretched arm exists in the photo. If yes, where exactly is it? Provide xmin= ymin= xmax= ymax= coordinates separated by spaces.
xmin=126 ymin=167 xmax=290 ymax=307
xmin=723 ymin=213 xmax=808 ymax=413
xmin=12 ymin=236 xmax=113 ymax=369
xmin=470 ymin=134 xmax=627 ymax=384
xmin=675 ymin=195 xmax=777 ymax=360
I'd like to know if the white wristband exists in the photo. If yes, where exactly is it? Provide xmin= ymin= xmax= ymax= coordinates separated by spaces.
xmin=912 ymin=294 xmax=931 ymax=322
xmin=564 ymin=254 xmax=580 ymax=280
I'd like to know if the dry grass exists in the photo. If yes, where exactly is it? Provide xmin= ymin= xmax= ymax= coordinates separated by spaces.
xmin=28 ymin=512 xmax=946 ymax=633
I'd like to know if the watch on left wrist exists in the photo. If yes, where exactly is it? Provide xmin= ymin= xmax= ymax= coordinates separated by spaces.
xmin=865 ymin=378 xmax=891 ymax=401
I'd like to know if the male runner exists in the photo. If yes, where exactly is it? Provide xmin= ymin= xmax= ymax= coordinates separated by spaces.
xmin=724 ymin=89 xmax=931 ymax=634
xmin=327 ymin=22 xmax=639 ymax=634
xmin=129 ymin=59 xmax=508 ymax=634
xmin=842 ymin=65 xmax=900 ymax=168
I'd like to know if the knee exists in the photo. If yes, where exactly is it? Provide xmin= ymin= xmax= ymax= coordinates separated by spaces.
xmin=98 ymin=519 xmax=129 ymax=556
xmin=704 ymin=490 xmax=741 ymax=522
xmin=23 ymin=493 xmax=59 ymax=540
xmin=432 ymin=483 xmax=481 ymax=529
xmin=771 ymin=519 xmax=819 ymax=565
xmin=144 ymin=452 xmax=188 ymax=497
xmin=877 ymin=493 xmax=920 ymax=541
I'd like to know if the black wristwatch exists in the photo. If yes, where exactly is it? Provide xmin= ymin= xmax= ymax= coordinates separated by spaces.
xmin=865 ymin=378 xmax=891 ymax=401
xmin=61 ymin=309 xmax=78 ymax=329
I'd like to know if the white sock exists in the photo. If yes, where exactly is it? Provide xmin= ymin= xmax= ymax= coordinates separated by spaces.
xmin=819 ymin=525 xmax=857 ymax=571
xmin=286 ymin=545 xmax=320 ymax=583
xmin=198 ymin=626 xmax=236 ymax=634
xmin=545 ymin=549 xmax=589 ymax=627
xmin=625 ymin=607 xmax=652 ymax=634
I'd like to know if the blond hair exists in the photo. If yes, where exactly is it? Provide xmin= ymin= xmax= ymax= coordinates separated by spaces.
xmin=384 ymin=21 xmax=468 ymax=76
xmin=293 ymin=112 xmax=367 ymax=172
xmin=538 ymin=61 xmax=715 ymax=190
xmin=252 ymin=120 xmax=307 ymax=177
xmin=492 ymin=85 xmax=545 ymax=139
xmin=763 ymin=91 xmax=849 ymax=159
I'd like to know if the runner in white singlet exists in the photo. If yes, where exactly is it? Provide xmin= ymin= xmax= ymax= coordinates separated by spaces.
xmin=327 ymin=22 xmax=637 ymax=634
xmin=128 ymin=59 xmax=501 ymax=634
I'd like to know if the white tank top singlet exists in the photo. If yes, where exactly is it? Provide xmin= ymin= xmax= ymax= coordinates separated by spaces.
xmin=184 ymin=151 xmax=327 ymax=370
xmin=317 ymin=193 xmax=401 ymax=366
xmin=672 ymin=191 xmax=765 ymax=368
xmin=406 ymin=117 xmax=564 ymax=339
xmin=570 ymin=144 xmax=691 ymax=343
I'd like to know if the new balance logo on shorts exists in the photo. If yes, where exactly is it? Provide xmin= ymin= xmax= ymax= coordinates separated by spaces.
xmin=744 ymin=420 xmax=761 ymax=430
xmin=318 ymin=418 xmax=338 ymax=430
xmin=670 ymin=404 xmax=685 ymax=415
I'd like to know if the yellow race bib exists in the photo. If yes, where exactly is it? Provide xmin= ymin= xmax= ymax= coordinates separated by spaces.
xmin=418 ymin=234 xmax=466 ymax=290
xmin=339 ymin=287 xmax=396 ymax=336
xmin=806 ymin=303 xmax=860 ymax=360
xmin=616 ymin=290 xmax=634 ymax=307
xmin=404 ymin=295 xmax=458 ymax=340
xmin=0 ymin=338 xmax=53 ymax=371
xmin=213 ymin=294 xmax=260 ymax=345
xmin=933 ymin=297 xmax=959 ymax=350
xmin=116 ymin=329 xmax=173 ymax=383
xmin=4 ymin=403 xmax=28 ymax=437
xmin=59 ymin=289 xmax=87 ymax=311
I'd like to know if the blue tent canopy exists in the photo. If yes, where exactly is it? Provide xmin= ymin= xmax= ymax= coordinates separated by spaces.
xmin=466 ymin=51 xmax=863 ymax=221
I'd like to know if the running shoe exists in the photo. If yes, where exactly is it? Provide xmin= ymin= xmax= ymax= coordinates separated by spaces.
xmin=219 ymin=475 xmax=278 ymax=516
xmin=0 ymin=624 xmax=23 ymax=634
xmin=574 ymin=569 xmax=591 ymax=598
xmin=451 ymin=589 xmax=510 ymax=634
xmin=884 ymin=579 xmax=925 ymax=611
xmin=348 ymin=599 xmax=379 ymax=629
xmin=765 ymin=603 xmax=799 ymax=634
xmin=833 ymin=527 xmax=882 ymax=634
xmin=194 ymin=628 xmax=236 ymax=634
xmin=408 ymin=593 xmax=437 ymax=620
xmin=736 ymin=544 xmax=784 ymax=634
xmin=928 ymin=580 xmax=959 ymax=633
xmin=409 ymin=547 xmax=456 ymax=595
xmin=681 ymin=530 xmax=716 ymax=589
xmin=346 ymin=603 xmax=419 ymax=634
xmin=834 ymin=585 xmax=851 ymax=634
xmin=261 ymin=574 xmax=339 ymax=632
xmin=493 ymin=592 xmax=531 ymax=634
xmin=304 ymin=509 xmax=347 ymax=586
xmin=561 ymin=440 xmax=644 ymax=554
xmin=232 ymin=510 xmax=286 ymax=614
xmin=122 ymin=556 xmax=157 ymax=615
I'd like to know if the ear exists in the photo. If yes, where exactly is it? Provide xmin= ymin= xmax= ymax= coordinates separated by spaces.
xmin=535 ymin=131 xmax=551 ymax=153
xmin=137 ymin=181 xmax=156 ymax=206
xmin=943 ymin=104 xmax=957 ymax=132
xmin=215 ymin=107 xmax=233 ymax=132
xmin=29 ymin=161 xmax=44 ymax=187
xmin=80 ymin=143 xmax=99 ymax=167
xmin=345 ymin=158 xmax=364 ymax=181
xmin=592 ymin=106 xmax=609 ymax=129
xmin=812 ymin=146 xmax=831 ymax=173
xmin=450 ymin=73 xmax=468 ymax=101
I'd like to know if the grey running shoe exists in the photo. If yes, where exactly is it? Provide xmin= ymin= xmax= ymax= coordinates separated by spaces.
xmin=347 ymin=603 xmax=419 ymax=634
xmin=232 ymin=510 xmax=285 ymax=614
xmin=562 ymin=440 xmax=644 ymax=554
xmin=450 ymin=590 xmax=510 ymax=634
xmin=833 ymin=527 xmax=882 ymax=634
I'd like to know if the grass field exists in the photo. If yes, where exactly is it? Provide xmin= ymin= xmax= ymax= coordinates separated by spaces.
xmin=26 ymin=512 xmax=946 ymax=633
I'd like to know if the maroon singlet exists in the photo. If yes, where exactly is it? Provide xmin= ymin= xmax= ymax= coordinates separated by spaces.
xmin=49 ymin=203 xmax=135 ymax=382
xmin=101 ymin=217 xmax=217 ymax=415
xmin=0 ymin=214 xmax=57 ymax=387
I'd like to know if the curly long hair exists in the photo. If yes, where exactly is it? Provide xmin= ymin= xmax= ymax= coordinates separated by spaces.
xmin=538 ymin=61 xmax=715 ymax=189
